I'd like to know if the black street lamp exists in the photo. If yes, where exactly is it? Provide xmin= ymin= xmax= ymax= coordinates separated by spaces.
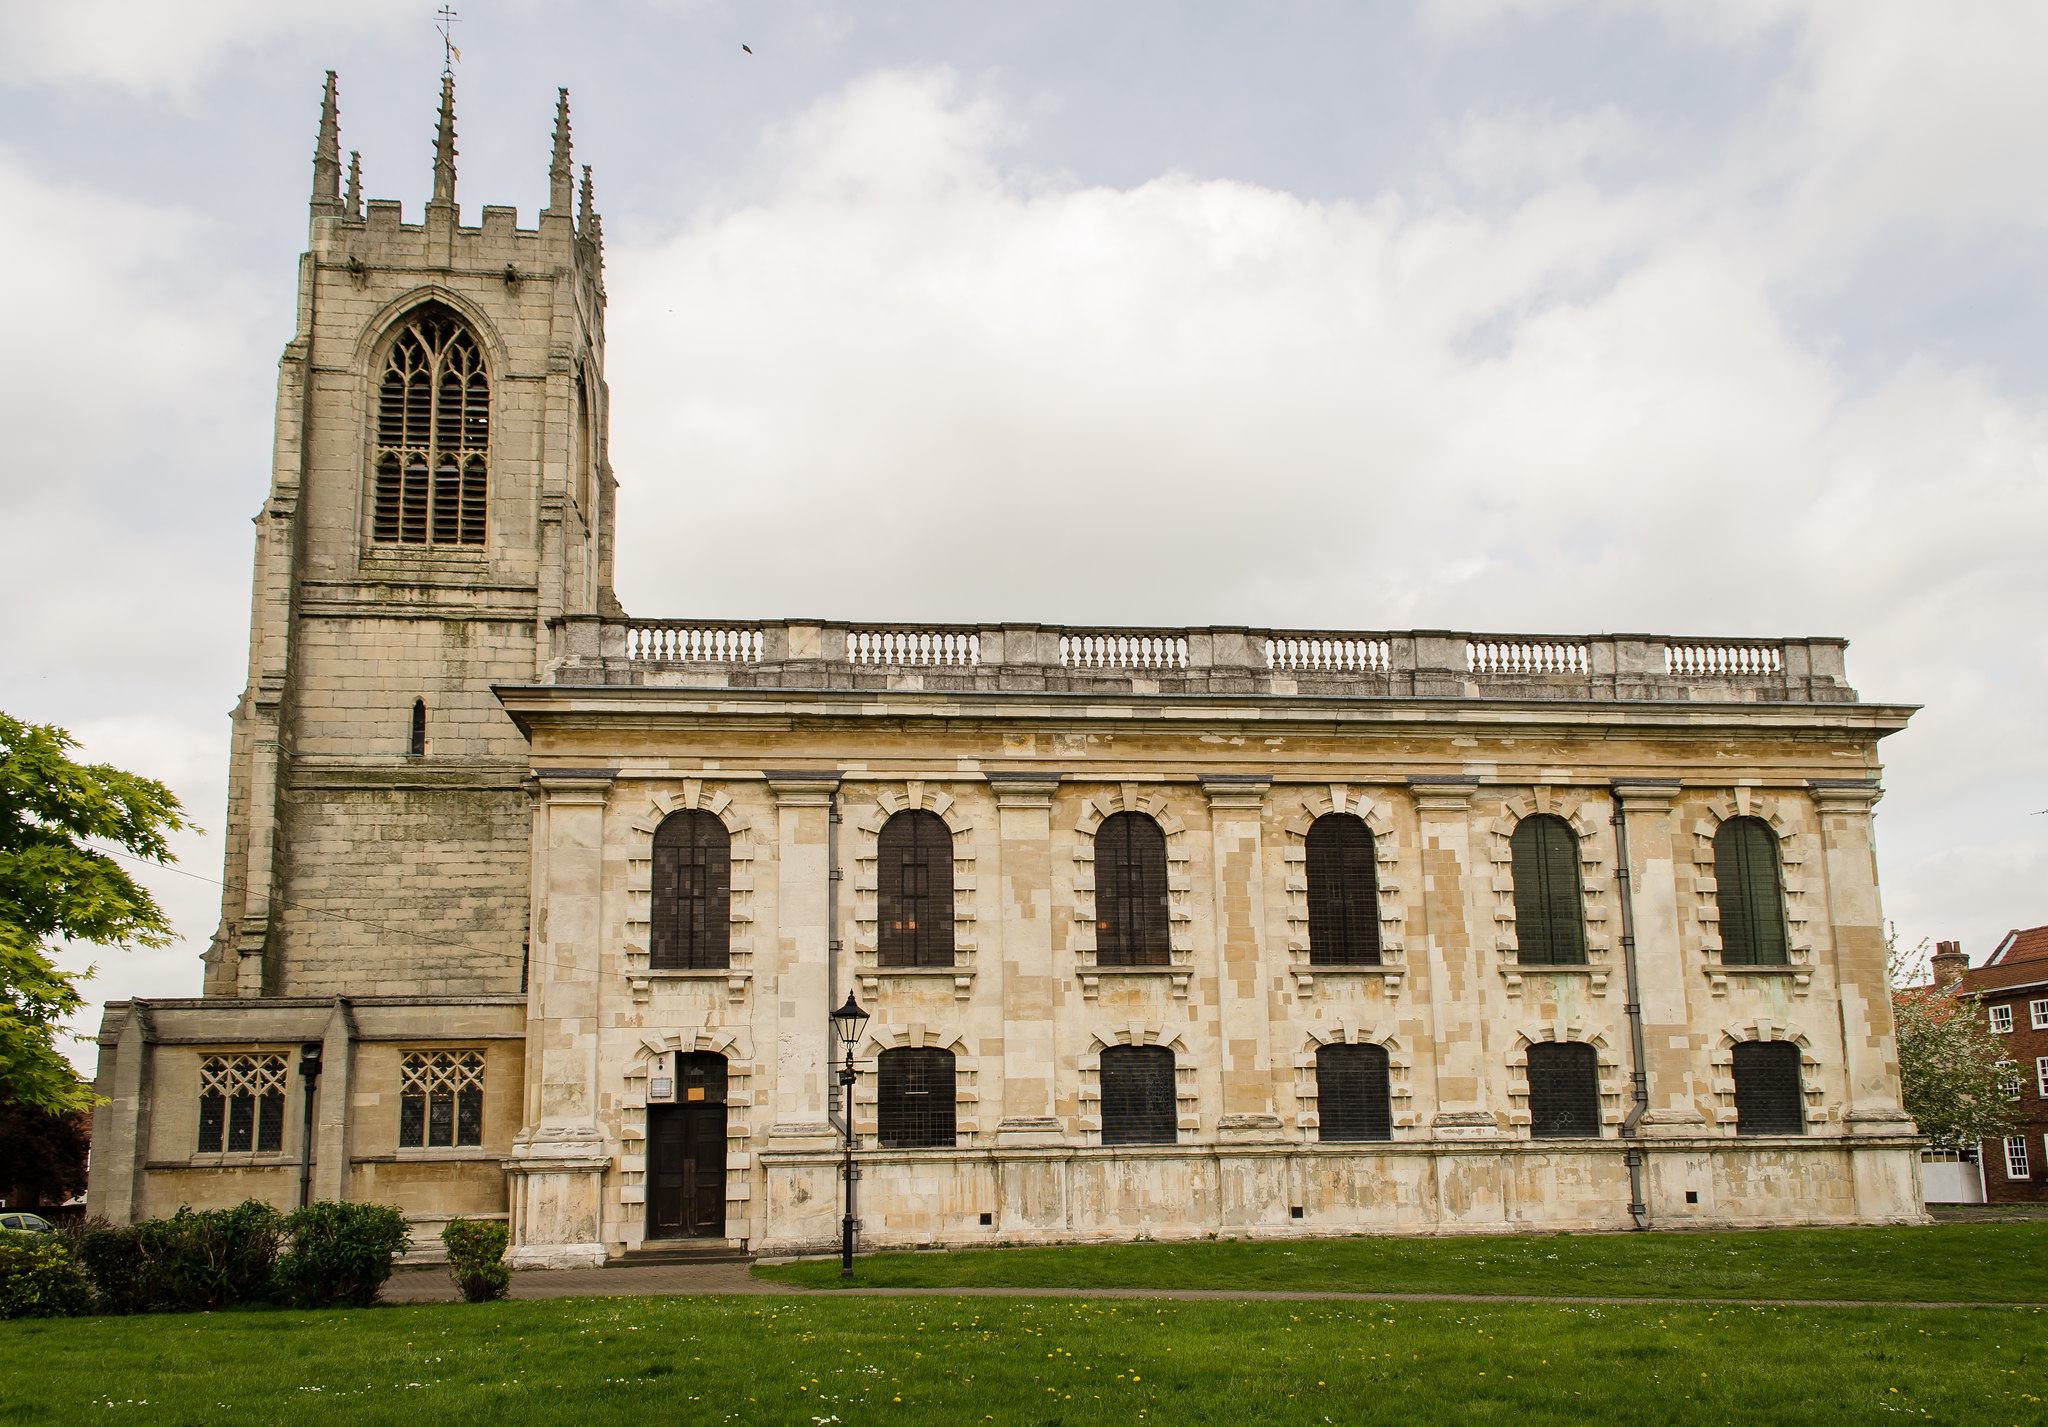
xmin=829 ymin=991 xmax=870 ymax=1279
xmin=297 ymin=1043 xmax=323 ymax=1208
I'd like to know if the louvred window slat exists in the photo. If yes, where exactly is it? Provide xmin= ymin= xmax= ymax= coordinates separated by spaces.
xmin=1094 ymin=812 xmax=1171 ymax=967
xmin=1526 ymin=1041 xmax=1601 ymax=1138
xmin=1099 ymin=1044 xmax=1176 ymax=1145
xmin=650 ymin=810 xmax=731 ymax=970
xmin=1316 ymin=1043 xmax=1392 ymax=1141
xmin=1511 ymin=814 xmax=1586 ymax=965
xmin=372 ymin=303 xmax=488 ymax=548
xmin=1732 ymin=1040 xmax=1804 ymax=1135
xmin=1305 ymin=813 xmax=1380 ymax=966
xmin=878 ymin=811 xmax=955 ymax=968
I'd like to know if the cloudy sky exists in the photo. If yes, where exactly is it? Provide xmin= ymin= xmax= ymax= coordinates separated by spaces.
xmin=2 ymin=0 xmax=2044 ymax=1067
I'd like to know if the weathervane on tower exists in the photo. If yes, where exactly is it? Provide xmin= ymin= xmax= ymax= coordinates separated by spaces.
xmin=436 ymin=6 xmax=461 ymax=76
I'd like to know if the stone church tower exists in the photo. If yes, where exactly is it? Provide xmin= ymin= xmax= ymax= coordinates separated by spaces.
xmin=210 ymin=73 xmax=613 ymax=1003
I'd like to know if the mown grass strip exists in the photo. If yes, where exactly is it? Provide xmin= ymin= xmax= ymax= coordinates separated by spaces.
xmin=3 ymin=1293 xmax=2043 ymax=1425
xmin=755 ymin=1221 xmax=2048 ymax=1302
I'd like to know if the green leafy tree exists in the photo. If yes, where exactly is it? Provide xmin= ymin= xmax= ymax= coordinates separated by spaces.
xmin=1889 ymin=933 xmax=2022 ymax=1153
xmin=0 ymin=714 xmax=188 ymax=1115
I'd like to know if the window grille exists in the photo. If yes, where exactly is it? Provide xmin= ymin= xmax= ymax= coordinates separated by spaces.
xmin=1990 ymin=1004 xmax=2013 ymax=1034
xmin=197 ymin=1053 xmax=287 ymax=1153
xmin=373 ymin=304 xmax=487 ymax=547
xmin=1731 ymin=1041 xmax=1804 ymax=1135
xmin=1525 ymin=1042 xmax=1600 ymax=1138
xmin=1315 ymin=1043 xmax=1392 ymax=1142
xmin=650 ymin=810 xmax=731 ymax=970
xmin=1511 ymin=814 xmax=1586 ymax=964
xmin=877 ymin=811 xmax=956 ymax=968
xmin=1997 ymin=1061 xmax=2023 ymax=1102
xmin=876 ymin=1047 xmax=956 ymax=1148
xmin=1094 ymin=812 xmax=1171 ymax=967
xmin=1305 ymin=814 xmax=1380 ymax=966
xmin=1713 ymin=817 xmax=1788 ymax=966
xmin=399 ymin=1050 xmax=485 ymax=1148
xmin=1099 ymin=1044 xmax=1177 ymax=1145
xmin=2032 ymin=999 xmax=2048 ymax=1031
xmin=2005 ymin=1135 xmax=2031 ymax=1180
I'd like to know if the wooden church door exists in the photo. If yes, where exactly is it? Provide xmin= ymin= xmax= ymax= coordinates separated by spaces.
xmin=647 ymin=1053 xmax=728 ymax=1239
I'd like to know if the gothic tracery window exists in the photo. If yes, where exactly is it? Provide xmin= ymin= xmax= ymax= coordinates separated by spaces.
xmin=197 ymin=1053 xmax=287 ymax=1154
xmin=399 ymin=1050 xmax=485 ymax=1148
xmin=373 ymin=303 xmax=488 ymax=547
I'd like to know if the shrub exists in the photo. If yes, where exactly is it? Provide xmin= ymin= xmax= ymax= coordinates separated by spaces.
xmin=276 ymin=1201 xmax=410 ymax=1308
xmin=69 ymin=1201 xmax=284 ymax=1314
xmin=0 ymin=1240 xmax=92 ymax=1318
xmin=441 ymin=1218 xmax=511 ymax=1303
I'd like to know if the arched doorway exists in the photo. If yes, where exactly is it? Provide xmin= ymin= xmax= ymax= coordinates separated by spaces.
xmin=647 ymin=1052 xmax=727 ymax=1239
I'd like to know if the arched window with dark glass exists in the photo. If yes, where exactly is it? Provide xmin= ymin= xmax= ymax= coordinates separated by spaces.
xmin=1714 ymin=817 xmax=1788 ymax=966
xmin=1511 ymin=814 xmax=1585 ymax=965
xmin=877 ymin=1047 xmax=956 ymax=1148
xmin=373 ymin=302 xmax=488 ymax=547
xmin=650 ymin=810 xmax=730 ymax=970
xmin=878 ymin=810 xmax=955 ymax=968
xmin=1315 ymin=1043 xmax=1392 ymax=1142
xmin=1732 ymin=1041 xmax=1804 ymax=1135
xmin=1526 ymin=1041 xmax=1601 ymax=1138
xmin=1099 ymin=1044 xmax=1177 ymax=1145
xmin=1094 ymin=812 xmax=1171 ymax=967
xmin=408 ymin=698 xmax=427 ymax=757
xmin=1305 ymin=813 xmax=1380 ymax=966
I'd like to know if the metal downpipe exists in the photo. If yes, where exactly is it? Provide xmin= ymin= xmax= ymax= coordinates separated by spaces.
xmin=826 ymin=790 xmax=847 ymax=1138
xmin=1611 ymin=788 xmax=1651 ymax=1230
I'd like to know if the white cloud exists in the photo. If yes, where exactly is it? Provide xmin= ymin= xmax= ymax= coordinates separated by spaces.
xmin=0 ymin=0 xmax=415 ymax=97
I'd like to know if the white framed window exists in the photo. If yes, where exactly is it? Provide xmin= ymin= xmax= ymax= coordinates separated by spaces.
xmin=2004 ymin=1135 xmax=2031 ymax=1180
xmin=1990 ymin=1004 xmax=2014 ymax=1034
xmin=2038 ymin=1057 xmax=2048 ymax=1099
xmin=2032 ymin=998 xmax=2048 ymax=1031
xmin=1998 ymin=1061 xmax=2023 ymax=1101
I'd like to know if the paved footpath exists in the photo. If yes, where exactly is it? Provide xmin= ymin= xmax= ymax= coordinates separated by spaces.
xmin=382 ymin=1263 xmax=2034 ymax=1312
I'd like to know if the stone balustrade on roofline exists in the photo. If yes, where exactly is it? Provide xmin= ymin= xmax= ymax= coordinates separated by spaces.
xmin=541 ymin=616 xmax=1856 ymax=703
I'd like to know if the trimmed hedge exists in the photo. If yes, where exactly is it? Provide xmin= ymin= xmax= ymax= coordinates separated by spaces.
xmin=275 ymin=1201 xmax=411 ymax=1308
xmin=0 ymin=1240 xmax=92 ymax=1319
xmin=441 ymin=1218 xmax=511 ymax=1303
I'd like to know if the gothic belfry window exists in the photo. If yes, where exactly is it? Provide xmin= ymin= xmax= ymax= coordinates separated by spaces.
xmin=373 ymin=303 xmax=488 ymax=546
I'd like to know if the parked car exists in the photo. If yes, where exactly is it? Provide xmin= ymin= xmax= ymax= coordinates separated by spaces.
xmin=0 ymin=1212 xmax=57 ymax=1240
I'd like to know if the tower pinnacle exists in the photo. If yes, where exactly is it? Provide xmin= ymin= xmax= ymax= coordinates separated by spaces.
xmin=579 ymin=163 xmax=602 ymax=249
xmin=311 ymin=71 xmax=341 ymax=217
xmin=431 ymin=73 xmax=458 ymax=211
xmin=548 ymin=89 xmax=574 ymax=215
xmin=345 ymin=151 xmax=362 ymax=218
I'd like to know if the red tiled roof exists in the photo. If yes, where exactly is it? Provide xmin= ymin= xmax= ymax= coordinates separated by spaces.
xmin=1962 ymin=926 xmax=2048 ymax=995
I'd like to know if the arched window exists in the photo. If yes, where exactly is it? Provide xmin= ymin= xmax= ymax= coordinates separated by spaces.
xmin=197 ymin=1053 xmax=287 ymax=1153
xmin=1315 ymin=1043 xmax=1392 ymax=1141
xmin=373 ymin=303 xmax=488 ymax=547
xmin=1526 ymin=1042 xmax=1601 ymax=1138
xmin=1511 ymin=814 xmax=1585 ymax=965
xmin=1305 ymin=814 xmax=1380 ymax=966
xmin=650 ymin=810 xmax=730 ymax=970
xmin=877 ymin=1046 xmax=956 ymax=1148
xmin=1714 ymin=817 xmax=1788 ymax=966
xmin=878 ymin=810 xmax=955 ymax=968
xmin=1731 ymin=1041 xmax=1804 ymax=1136
xmin=408 ymin=698 xmax=427 ymax=757
xmin=1094 ymin=812 xmax=1170 ymax=967
xmin=1099 ymin=1044 xmax=1177 ymax=1145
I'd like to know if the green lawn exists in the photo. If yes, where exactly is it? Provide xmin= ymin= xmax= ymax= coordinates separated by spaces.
xmin=756 ymin=1222 xmax=2048 ymax=1302
xmin=3 ymin=1294 xmax=2044 ymax=1425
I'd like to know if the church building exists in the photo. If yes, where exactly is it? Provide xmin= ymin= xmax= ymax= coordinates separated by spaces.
xmin=88 ymin=76 xmax=1927 ymax=1265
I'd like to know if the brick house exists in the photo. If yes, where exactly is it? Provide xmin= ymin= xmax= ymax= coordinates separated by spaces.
xmin=1939 ymin=929 xmax=2048 ymax=1202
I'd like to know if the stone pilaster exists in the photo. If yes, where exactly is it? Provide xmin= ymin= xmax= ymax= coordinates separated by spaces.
xmin=987 ymin=772 xmax=1066 ymax=1147
xmin=1409 ymin=777 xmax=1497 ymax=1137
xmin=763 ymin=770 xmax=842 ymax=1152
xmin=1201 ymin=774 xmax=1286 ymax=1142
xmin=312 ymin=997 xmax=356 ymax=1201
xmin=1612 ymin=781 xmax=1707 ymax=1136
xmin=1810 ymin=780 xmax=1914 ymax=1134
xmin=506 ymin=768 xmax=614 ymax=1268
